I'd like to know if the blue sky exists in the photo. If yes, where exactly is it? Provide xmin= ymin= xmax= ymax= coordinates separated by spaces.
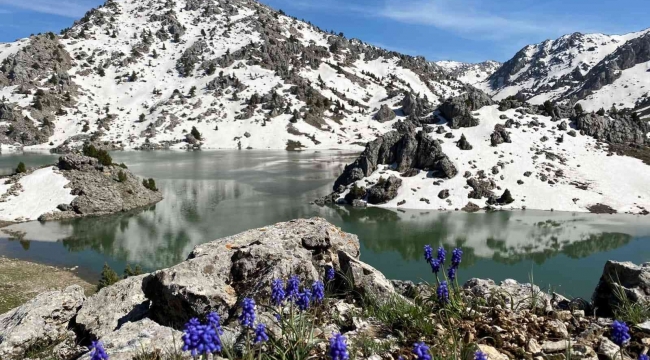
xmin=0 ymin=0 xmax=649 ymax=62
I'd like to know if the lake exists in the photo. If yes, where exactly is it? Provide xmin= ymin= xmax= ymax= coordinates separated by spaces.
xmin=0 ymin=150 xmax=649 ymax=299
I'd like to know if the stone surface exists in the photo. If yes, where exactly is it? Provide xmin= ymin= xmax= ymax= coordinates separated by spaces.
xmin=76 ymin=275 xmax=150 ymax=339
xmin=592 ymin=260 xmax=650 ymax=316
xmin=438 ymin=87 xmax=495 ymax=129
xmin=374 ymin=104 xmax=396 ymax=123
xmin=0 ymin=285 xmax=85 ymax=360
xmin=464 ymin=278 xmax=551 ymax=312
xmin=367 ymin=175 xmax=402 ymax=205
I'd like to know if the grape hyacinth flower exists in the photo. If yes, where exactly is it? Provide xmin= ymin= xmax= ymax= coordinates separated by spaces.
xmin=286 ymin=275 xmax=301 ymax=300
xmin=90 ymin=341 xmax=109 ymax=360
xmin=329 ymin=333 xmax=349 ymax=360
xmin=206 ymin=312 xmax=224 ymax=334
xmin=271 ymin=279 xmax=286 ymax=306
xmin=640 ymin=355 xmax=649 ymax=360
xmin=182 ymin=318 xmax=223 ymax=356
xmin=412 ymin=342 xmax=431 ymax=360
xmin=239 ymin=298 xmax=256 ymax=328
xmin=312 ymin=280 xmax=325 ymax=303
xmin=296 ymin=288 xmax=312 ymax=311
xmin=254 ymin=323 xmax=269 ymax=344
xmin=274 ymin=313 xmax=281 ymax=321
xmin=437 ymin=281 xmax=449 ymax=304
xmin=326 ymin=266 xmax=336 ymax=281
xmin=430 ymin=258 xmax=441 ymax=274
xmin=611 ymin=320 xmax=631 ymax=346
xmin=475 ymin=350 xmax=488 ymax=360
xmin=424 ymin=245 xmax=433 ymax=264
xmin=451 ymin=248 xmax=463 ymax=268
xmin=447 ymin=266 xmax=457 ymax=282
xmin=437 ymin=246 xmax=446 ymax=264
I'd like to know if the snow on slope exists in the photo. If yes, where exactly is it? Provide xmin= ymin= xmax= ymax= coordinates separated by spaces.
xmin=0 ymin=167 xmax=76 ymax=222
xmin=436 ymin=60 xmax=501 ymax=86
xmin=339 ymin=106 xmax=650 ymax=214
xmin=0 ymin=0 xmax=466 ymax=151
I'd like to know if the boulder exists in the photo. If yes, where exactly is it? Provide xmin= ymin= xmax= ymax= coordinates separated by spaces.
xmin=367 ymin=175 xmax=402 ymax=205
xmin=438 ymin=87 xmax=494 ymax=128
xmin=0 ymin=285 xmax=85 ymax=360
xmin=76 ymin=275 xmax=150 ymax=339
xmin=438 ymin=189 xmax=450 ymax=199
xmin=464 ymin=278 xmax=552 ymax=312
xmin=338 ymin=251 xmax=395 ymax=299
xmin=490 ymin=124 xmax=512 ymax=146
xmin=461 ymin=202 xmax=480 ymax=213
xmin=592 ymin=261 xmax=650 ymax=316
xmin=142 ymin=218 xmax=363 ymax=327
xmin=374 ymin=104 xmax=396 ymax=123
xmin=574 ymin=112 xmax=649 ymax=145
xmin=457 ymin=134 xmax=473 ymax=150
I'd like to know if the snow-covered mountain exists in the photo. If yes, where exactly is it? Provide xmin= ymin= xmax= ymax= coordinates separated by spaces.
xmin=0 ymin=0 xmax=471 ymax=152
xmin=481 ymin=30 xmax=650 ymax=113
xmin=436 ymin=60 xmax=501 ymax=86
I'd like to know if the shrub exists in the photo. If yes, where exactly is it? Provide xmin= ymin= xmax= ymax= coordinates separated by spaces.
xmin=83 ymin=144 xmax=113 ymax=166
xmin=15 ymin=162 xmax=26 ymax=174
xmin=123 ymin=264 xmax=143 ymax=278
xmin=97 ymin=263 xmax=120 ymax=291
xmin=190 ymin=126 xmax=202 ymax=141
xmin=117 ymin=170 xmax=127 ymax=182
xmin=143 ymin=178 xmax=158 ymax=191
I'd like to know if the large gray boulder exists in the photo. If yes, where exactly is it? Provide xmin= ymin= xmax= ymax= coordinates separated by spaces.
xmin=0 ymin=285 xmax=85 ymax=360
xmin=76 ymin=275 xmax=150 ymax=339
xmin=592 ymin=261 xmax=650 ymax=316
xmin=464 ymin=278 xmax=552 ymax=312
xmin=438 ymin=87 xmax=495 ymax=128
xmin=574 ymin=113 xmax=649 ymax=144
xmin=374 ymin=104 xmax=396 ymax=122
xmin=77 ymin=319 xmax=185 ymax=360
xmin=367 ymin=175 xmax=402 ymax=205
xmin=142 ymin=218 xmax=378 ymax=327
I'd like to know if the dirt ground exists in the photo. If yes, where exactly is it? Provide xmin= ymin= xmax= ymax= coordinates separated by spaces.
xmin=0 ymin=256 xmax=95 ymax=314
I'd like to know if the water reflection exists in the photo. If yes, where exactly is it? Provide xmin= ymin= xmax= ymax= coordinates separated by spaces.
xmin=0 ymin=151 xmax=648 ymax=298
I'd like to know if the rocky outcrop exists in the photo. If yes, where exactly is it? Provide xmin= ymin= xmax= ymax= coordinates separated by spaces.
xmin=465 ymin=278 xmax=552 ymax=312
xmin=490 ymin=124 xmax=512 ymax=146
xmin=592 ymin=260 xmax=650 ymax=316
xmin=176 ymin=40 xmax=208 ymax=76
xmin=0 ymin=285 xmax=85 ymax=360
xmin=0 ymin=34 xmax=72 ymax=85
xmin=438 ymin=87 xmax=495 ymax=128
xmin=401 ymin=92 xmax=434 ymax=118
xmin=367 ymin=175 xmax=402 ymax=204
xmin=39 ymin=155 xmax=163 ymax=221
xmin=374 ymin=104 xmax=396 ymax=122
xmin=333 ymin=123 xmax=457 ymax=190
xmin=574 ymin=112 xmax=649 ymax=144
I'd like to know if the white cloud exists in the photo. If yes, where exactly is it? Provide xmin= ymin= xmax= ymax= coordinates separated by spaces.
xmin=0 ymin=0 xmax=96 ymax=17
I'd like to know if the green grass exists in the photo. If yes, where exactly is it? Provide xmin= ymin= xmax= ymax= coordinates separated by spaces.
xmin=612 ymin=282 xmax=650 ymax=324
xmin=361 ymin=294 xmax=437 ymax=342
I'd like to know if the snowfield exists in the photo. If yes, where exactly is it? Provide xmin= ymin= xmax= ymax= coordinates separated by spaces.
xmin=339 ymin=106 xmax=650 ymax=214
xmin=0 ymin=168 xmax=76 ymax=222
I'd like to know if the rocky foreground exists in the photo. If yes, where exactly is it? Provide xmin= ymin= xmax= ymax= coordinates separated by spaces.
xmin=1 ymin=218 xmax=649 ymax=360
xmin=0 ymin=154 xmax=162 ymax=223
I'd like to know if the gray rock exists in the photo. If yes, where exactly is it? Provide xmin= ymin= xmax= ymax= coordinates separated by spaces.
xmin=541 ymin=340 xmax=569 ymax=353
xmin=367 ymin=175 xmax=402 ymax=205
xmin=77 ymin=319 xmax=185 ymax=360
xmin=461 ymin=202 xmax=480 ymax=213
xmin=143 ymin=218 xmax=363 ymax=327
xmin=490 ymin=124 xmax=512 ymax=146
xmin=0 ymin=285 xmax=85 ymax=360
xmin=456 ymin=134 xmax=473 ymax=150
xmin=76 ymin=275 xmax=150 ymax=339
xmin=438 ymin=87 xmax=494 ymax=128
xmin=374 ymin=104 xmax=396 ymax=122
xmin=351 ymin=199 xmax=366 ymax=208
xmin=592 ymin=260 xmax=650 ymax=316
xmin=338 ymin=251 xmax=395 ymax=300
xmin=575 ymin=112 xmax=648 ymax=144
xmin=438 ymin=189 xmax=450 ymax=199
xmin=464 ymin=278 xmax=551 ymax=312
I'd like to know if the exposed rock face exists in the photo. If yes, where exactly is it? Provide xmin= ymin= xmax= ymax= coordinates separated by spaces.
xmin=490 ymin=124 xmax=512 ymax=146
xmin=465 ymin=278 xmax=552 ymax=312
xmin=457 ymin=134 xmax=473 ymax=150
xmin=467 ymin=178 xmax=496 ymax=201
xmin=0 ymin=285 xmax=85 ymax=360
xmin=39 ymin=155 xmax=163 ymax=220
xmin=142 ymin=218 xmax=382 ymax=327
xmin=438 ymin=87 xmax=494 ymax=128
xmin=0 ymin=34 xmax=72 ymax=85
xmin=177 ymin=40 xmax=208 ymax=76
xmin=374 ymin=104 xmax=396 ymax=122
xmin=401 ymin=92 xmax=433 ymax=118
xmin=333 ymin=124 xmax=457 ymax=190
xmin=367 ymin=175 xmax=402 ymax=204
xmin=75 ymin=275 xmax=150 ymax=339
xmin=592 ymin=261 xmax=650 ymax=316
xmin=574 ymin=112 xmax=649 ymax=144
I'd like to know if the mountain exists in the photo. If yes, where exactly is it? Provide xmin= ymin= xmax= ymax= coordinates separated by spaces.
xmin=0 ymin=0 xmax=470 ymax=151
xmin=435 ymin=60 xmax=501 ymax=86
xmin=481 ymin=29 xmax=650 ymax=114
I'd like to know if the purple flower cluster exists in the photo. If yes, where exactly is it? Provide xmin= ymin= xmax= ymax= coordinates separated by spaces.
xmin=326 ymin=267 xmax=336 ymax=281
xmin=474 ymin=350 xmax=488 ymax=360
xmin=329 ymin=333 xmax=349 ymax=360
xmin=413 ymin=342 xmax=431 ymax=360
xmin=182 ymin=313 xmax=223 ymax=357
xmin=437 ymin=246 xmax=446 ymax=264
xmin=239 ymin=298 xmax=256 ymax=328
xmin=611 ymin=320 xmax=631 ymax=346
xmin=451 ymin=248 xmax=463 ymax=267
xmin=640 ymin=355 xmax=649 ymax=360
xmin=424 ymin=245 xmax=433 ymax=264
xmin=271 ymin=279 xmax=286 ymax=306
xmin=285 ymin=275 xmax=301 ymax=301
xmin=90 ymin=341 xmax=109 ymax=360
xmin=254 ymin=323 xmax=269 ymax=344
xmin=296 ymin=288 xmax=312 ymax=311
xmin=430 ymin=259 xmax=441 ymax=274
xmin=312 ymin=280 xmax=325 ymax=303
xmin=271 ymin=276 xmax=325 ymax=311
xmin=437 ymin=281 xmax=449 ymax=304
xmin=447 ymin=267 xmax=457 ymax=282
xmin=423 ymin=245 xmax=464 ymax=285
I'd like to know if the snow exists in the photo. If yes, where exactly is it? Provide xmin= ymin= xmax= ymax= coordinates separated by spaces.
xmin=578 ymin=61 xmax=650 ymax=112
xmin=341 ymin=105 xmax=650 ymax=214
xmin=0 ymin=167 xmax=77 ymax=222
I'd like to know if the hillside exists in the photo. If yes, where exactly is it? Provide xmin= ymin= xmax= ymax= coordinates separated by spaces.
xmin=0 ymin=0 xmax=468 ymax=152
xmin=436 ymin=60 xmax=501 ymax=86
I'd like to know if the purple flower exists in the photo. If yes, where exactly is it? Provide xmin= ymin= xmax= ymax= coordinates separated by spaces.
xmin=239 ymin=298 xmax=256 ymax=328
xmin=437 ymin=281 xmax=449 ymax=304
xmin=90 ymin=341 xmax=109 ymax=360
xmin=285 ymin=275 xmax=300 ymax=300
xmin=475 ymin=350 xmax=488 ymax=360
xmin=296 ymin=288 xmax=312 ymax=311
xmin=326 ymin=267 xmax=336 ymax=281
xmin=254 ymin=323 xmax=269 ymax=344
xmin=447 ymin=266 xmax=457 ymax=282
xmin=611 ymin=320 xmax=631 ymax=346
xmin=329 ymin=333 xmax=349 ymax=360
xmin=206 ymin=312 xmax=223 ymax=334
xmin=413 ymin=342 xmax=431 ymax=360
xmin=182 ymin=317 xmax=222 ymax=356
xmin=430 ymin=258 xmax=441 ymax=274
xmin=640 ymin=355 xmax=649 ymax=360
xmin=274 ymin=313 xmax=281 ymax=321
xmin=311 ymin=280 xmax=325 ymax=303
xmin=451 ymin=248 xmax=463 ymax=268
xmin=271 ymin=279 xmax=286 ymax=306
xmin=437 ymin=246 xmax=446 ymax=264
xmin=424 ymin=245 xmax=433 ymax=264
